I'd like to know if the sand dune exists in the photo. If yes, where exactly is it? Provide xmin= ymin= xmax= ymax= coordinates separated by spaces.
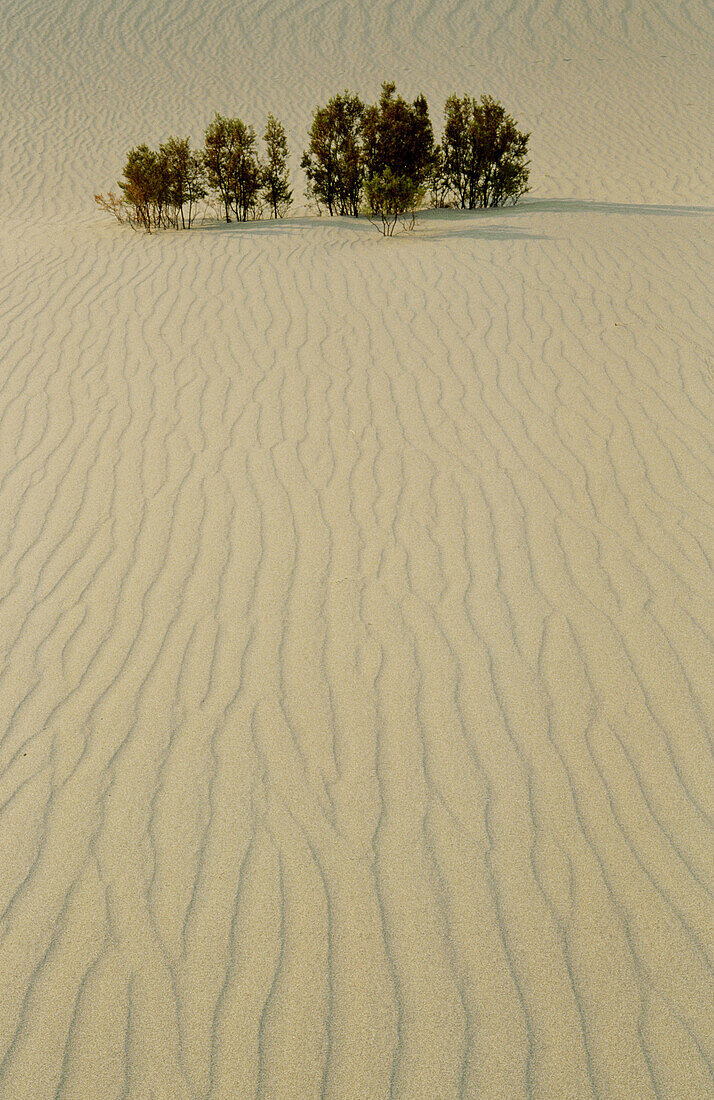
xmin=1 ymin=0 xmax=713 ymax=1097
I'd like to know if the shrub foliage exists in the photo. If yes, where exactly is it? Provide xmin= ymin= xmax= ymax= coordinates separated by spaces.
xmin=161 ymin=137 xmax=206 ymax=228
xmin=363 ymin=169 xmax=425 ymax=235
xmin=262 ymin=115 xmax=293 ymax=218
xmin=301 ymin=92 xmax=365 ymax=216
xmin=95 ymin=139 xmax=206 ymax=230
xmin=95 ymin=114 xmax=293 ymax=230
xmin=441 ymin=95 xmax=530 ymax=209
xmin=95 ymin=89 xmax=530 ymax=232
xmin=362 ymin=82 xmax=434 ymax=187
xmin=203 ymin=114 xmax=261 ymax=222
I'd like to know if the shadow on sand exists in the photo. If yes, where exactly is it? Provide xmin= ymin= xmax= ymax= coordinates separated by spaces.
xmin=194 ymin=208 xmax=548 ymax=243
xmin=180 ymin=196 xmax=713 ymax=245
xmin=513 ymin=197 xmax=714 ymax=217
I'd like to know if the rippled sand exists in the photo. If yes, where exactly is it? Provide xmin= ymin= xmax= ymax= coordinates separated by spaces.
xmin=1 ymin=1 xmax=713 ymax=1096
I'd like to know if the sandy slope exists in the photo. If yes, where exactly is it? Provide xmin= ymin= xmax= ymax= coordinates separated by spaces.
xmin=1 ymin=1 xmax=713 ymax=1097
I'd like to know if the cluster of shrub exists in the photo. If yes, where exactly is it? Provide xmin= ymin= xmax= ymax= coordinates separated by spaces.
xmin=95 ymin=114 xmax=291 ymax=231
xmin=95 ymin=84 xmax=530 ymax=235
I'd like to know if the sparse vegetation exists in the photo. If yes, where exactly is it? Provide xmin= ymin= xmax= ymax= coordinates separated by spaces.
xmin=301 ymin=91 xmax=365 ymax=216
xmin=161 ymin=137 xmax=206 ymax=228
xmin=363 ymin=169 xmax=425 ymax=235
xmin=203 ymin=114 xmax=262 ymax=222
xmin=427 ymin=144 xmax=450 ymax=209
xmin=95 ymin=113 xmax=293 ymax=230
xmin=262 ymin=115 xmax=293 ymax=218
xmin=361 ymin=82 xmax=435 ymax=188
xmin=94 ymin=138 xmax=205 ymax=230
xmin=94 ymin=90 xmax=529 ymax=233
xmin=442 ymin=95 xmax=530 ymax=209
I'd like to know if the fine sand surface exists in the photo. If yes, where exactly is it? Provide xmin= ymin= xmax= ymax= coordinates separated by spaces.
xmin=1 ymin=1 xmax=713 ymax=1097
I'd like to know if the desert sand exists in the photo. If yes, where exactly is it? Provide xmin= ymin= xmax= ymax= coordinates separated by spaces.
xmin=1 ymin=0 xmax=713 ymax=1096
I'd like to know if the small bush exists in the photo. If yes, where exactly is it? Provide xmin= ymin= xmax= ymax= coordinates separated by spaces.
xmin=262 ymin=115 xmax=292 ymax=218
xmin=94 ymin=190 xmax=133 ymax=227
xmin=119 ymin=143 xmax=171 ymax=230
xmin=301 ymin=92 xmax=365 ymax=216
xmin=203 ymin=114 xmax=262 ymax=222
xmin=362 ymin=82 xmax=435 ymax=189
xmin=427 ymin=144 xmax=451 ymax=209
xmin=160 ymin=136 xmax=206 ymax=228
xmin=364 ymin=169 xmax=425 ymax=235
xmin=95 ymin=138 xmax=205 ymax=230
xmin=442 ymin=95 xmax=530 ymax=208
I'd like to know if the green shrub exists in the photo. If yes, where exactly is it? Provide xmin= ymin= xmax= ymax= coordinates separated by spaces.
xmin=203 ymin=114 xmax=262 ymax=222
xmin=262 ymin=115 xmax=292 ymax=218
xmin=442 ymin=95 xmax=530 ymax=208
xmin=95 ymin=138 xmax=205 ymax=230
xmin=363 ymin=168 xmax=425 ymax=235
xmin=362 ymin=82 xmax=435 ymax=189
xmin=301 ymin=92 xmax=365 ymax=216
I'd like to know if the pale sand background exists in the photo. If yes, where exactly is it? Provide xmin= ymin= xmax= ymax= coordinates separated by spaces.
xmin=1 ymin=1 xmax=713 ymax=1097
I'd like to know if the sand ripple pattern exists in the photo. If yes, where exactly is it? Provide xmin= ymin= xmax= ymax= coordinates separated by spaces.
xmin=1 ymin=0 xmax=714 ymax=1096
xmin=0 ymin=202 xmax=712 ymax=1098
